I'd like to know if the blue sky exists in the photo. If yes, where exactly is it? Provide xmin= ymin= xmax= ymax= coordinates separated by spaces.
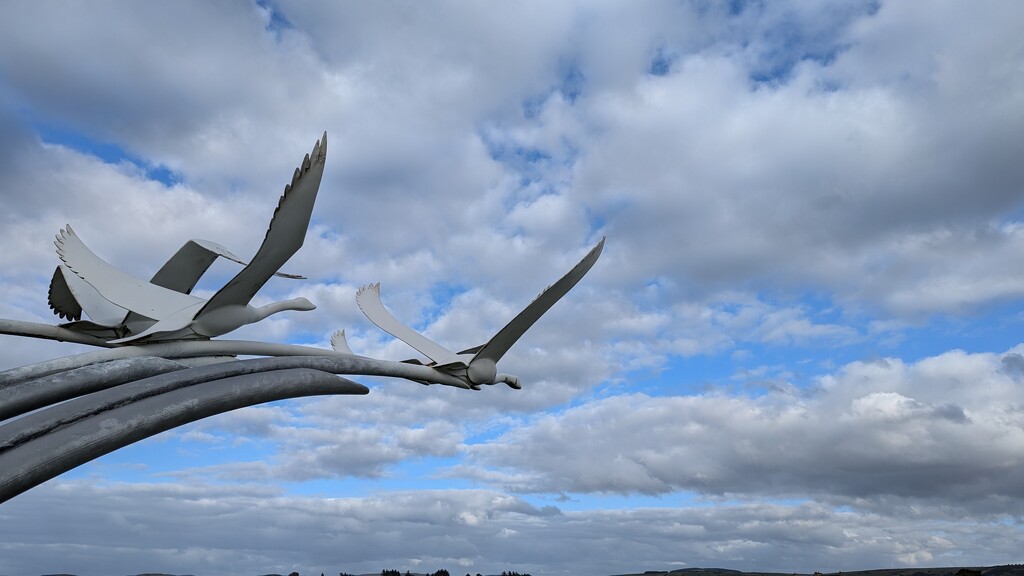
xmin=1 ymin=1 xmax=1024 ymax=575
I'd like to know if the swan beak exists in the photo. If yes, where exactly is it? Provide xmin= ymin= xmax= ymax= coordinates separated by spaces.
xmin=293 ymin=297 xmax=317 ymax=311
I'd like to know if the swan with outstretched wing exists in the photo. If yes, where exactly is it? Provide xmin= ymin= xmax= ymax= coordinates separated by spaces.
xmin=356 ymin=238 xmax=604 ymax=388
xmin=53 ymin=132 xmax=327 ymax=344
xmin=49 ymin=238 xmax=307 ymax=340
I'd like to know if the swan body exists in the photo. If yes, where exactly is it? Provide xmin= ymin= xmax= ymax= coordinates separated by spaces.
xmin=53 ymin=132 xmax=328 ymax=344
xmin=108 ymin=297 xmax=316 ymax=343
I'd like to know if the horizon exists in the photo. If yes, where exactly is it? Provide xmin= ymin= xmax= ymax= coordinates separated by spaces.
xmin=2 ymin=563 xmax=1020 ymax=576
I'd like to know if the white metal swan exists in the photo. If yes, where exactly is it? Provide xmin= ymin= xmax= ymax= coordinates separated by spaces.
xmin=353 ymin=238 xmax=604 ymax=388
xmin=51 ymin=132 xmax=327 ymax=344
xmin=48 ymin=238 xmax=306 ymax=338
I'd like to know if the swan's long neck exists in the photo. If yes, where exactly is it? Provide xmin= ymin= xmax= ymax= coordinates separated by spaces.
xmin=194 ymin=298 xmax=315 ymax=338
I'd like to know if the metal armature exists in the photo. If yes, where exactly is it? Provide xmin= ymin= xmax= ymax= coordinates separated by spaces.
xmin=0 ymin=132 xmax=604 ymax=503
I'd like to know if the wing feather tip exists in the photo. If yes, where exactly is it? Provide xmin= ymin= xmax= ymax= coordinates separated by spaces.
xmin=330 ymin=329 xmax=353 ymax=354
xmin=277 ymin=132 xmax=328 ymax=200
xmin=355 ymin=282 xmax=381 ymax=295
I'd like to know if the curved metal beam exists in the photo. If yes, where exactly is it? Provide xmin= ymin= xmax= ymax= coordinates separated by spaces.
xmin=0 ymin=318 xmax=115 ymax=349
xmin=0 ymin=367 xmax=367 ymax=504
xmin=0 ymin=355 xmax=413 ymax=450
xmin=2 ymin=357 xmax=278 ymax=450
xmin=0 ymin=352 xmax=486 ymax=504
xmin=0 ymin=356 xmax=187 ymax=422
xmin=0 ymin=338 xmax=472 ymax=389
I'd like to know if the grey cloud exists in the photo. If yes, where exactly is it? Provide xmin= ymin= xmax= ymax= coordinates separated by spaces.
xmin=0 ymin=2 xmax=332 ymax=186
xmin=0 ymin=483 xmax=563 ymax=576
xmin=2 ymin=0 xmax=1022 ymax=323
xmin=0 ymin=139 xmax=272 ymax=289
xmin=269 ymin=421 xmax=463 ymax=480
xmin=187 ymin=405 xmax=295 ymax=439
xmin=177 ymin=407 xmax=465 ymax=481
xmin=567 ymin=2 xmax=1024 ymax=315
xmin=2 ymin=482 xmax=1021 ymax=576
xmin=463 ymin=346 xmax=1024 ymax=513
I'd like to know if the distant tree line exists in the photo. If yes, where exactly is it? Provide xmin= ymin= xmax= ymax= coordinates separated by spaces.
xmin=272 ymin=567 xmax=531 ymax=576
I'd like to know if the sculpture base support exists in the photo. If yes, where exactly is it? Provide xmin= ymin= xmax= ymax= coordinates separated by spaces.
xmin=0 ymin=344 xmax=477 ymax=504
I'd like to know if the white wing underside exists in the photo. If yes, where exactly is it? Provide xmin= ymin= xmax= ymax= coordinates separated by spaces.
xmin=330 ymin=329 xmax=353 ymax=354
xmin=56 ymin=226 xmax=202 ymax=321
xmin=49 ymin=238 xmax=302 ymax=328
xmin=56 ymin=265 xmax=130 ymax=326
xmin=356 ymin=283 xmax=463 ymax=366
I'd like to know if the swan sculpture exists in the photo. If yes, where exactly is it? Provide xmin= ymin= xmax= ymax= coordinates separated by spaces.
xmin=0 ymin=126 xmax=610 ymax=503
xmin=49 ymin=238 xmax=305 ymax=340
xmin=354 ymin=237 xmax=605 ymax=388
xmin=51 ymin=132 xmax=327 ymax=343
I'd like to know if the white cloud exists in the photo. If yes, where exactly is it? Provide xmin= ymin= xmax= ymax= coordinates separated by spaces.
xmin=2 ymin=1 xmax=1024 ymax=573
xmin=463 ymin=346 xmax=1024 ymax=514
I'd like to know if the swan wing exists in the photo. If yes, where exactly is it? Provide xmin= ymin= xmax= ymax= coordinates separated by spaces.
xmin=53 ymin=265 xmax=130 ymax=326
xmin=193 ymin=239 xmax=304 ymax=280
xmin=198 ymin=132 xmax=326 ymax=317
xmin=55 ymin=225 xmax=201 ymax=320
xmin=356 ymin=282 xmax=460 ymax=365
xmin=47 ymin=266 xmax=82 ymax=321
xmin=330 ymin=329 xmax=353 ymax=354
xmin=150 ymin=239 xmax=305 ymax=295
xmin=471 ymin=237 xmax=604 ymax=366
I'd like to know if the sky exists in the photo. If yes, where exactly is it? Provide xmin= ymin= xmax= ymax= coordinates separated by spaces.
xmin=0 ymin=1 xmax=1023 ymax=575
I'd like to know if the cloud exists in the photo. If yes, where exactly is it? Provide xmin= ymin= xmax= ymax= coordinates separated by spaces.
xmin=0 ymin=483 xmax=563 ymax=576
xmin=2 ymin=481 xmax=1021 ymax=576
xmin=463 ymin=346 xmax=1024 ymax=514
xmin=568 ymin=1 xmax=1024 ymax=315
xmin=2 ymin=0 xmax=1022 ymax=325
xmin=0 ymin=2 xmax=333 ymax=183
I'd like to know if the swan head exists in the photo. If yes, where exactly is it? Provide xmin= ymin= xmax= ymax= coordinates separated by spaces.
xmin=285 ymin=296 xmax=316 ymax=312
xmin=249 ymin=296 xmax=316 ymax=322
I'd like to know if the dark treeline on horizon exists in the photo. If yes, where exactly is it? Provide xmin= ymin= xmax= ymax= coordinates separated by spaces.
xmin=312 ymin=569 xmax=533 ymax=576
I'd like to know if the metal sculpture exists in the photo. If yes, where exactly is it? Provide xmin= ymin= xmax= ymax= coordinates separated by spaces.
xmin=51 ymin=134 xmax=326 ymax=344
xmin=0 ymin=131 xmax=604 ymax=503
